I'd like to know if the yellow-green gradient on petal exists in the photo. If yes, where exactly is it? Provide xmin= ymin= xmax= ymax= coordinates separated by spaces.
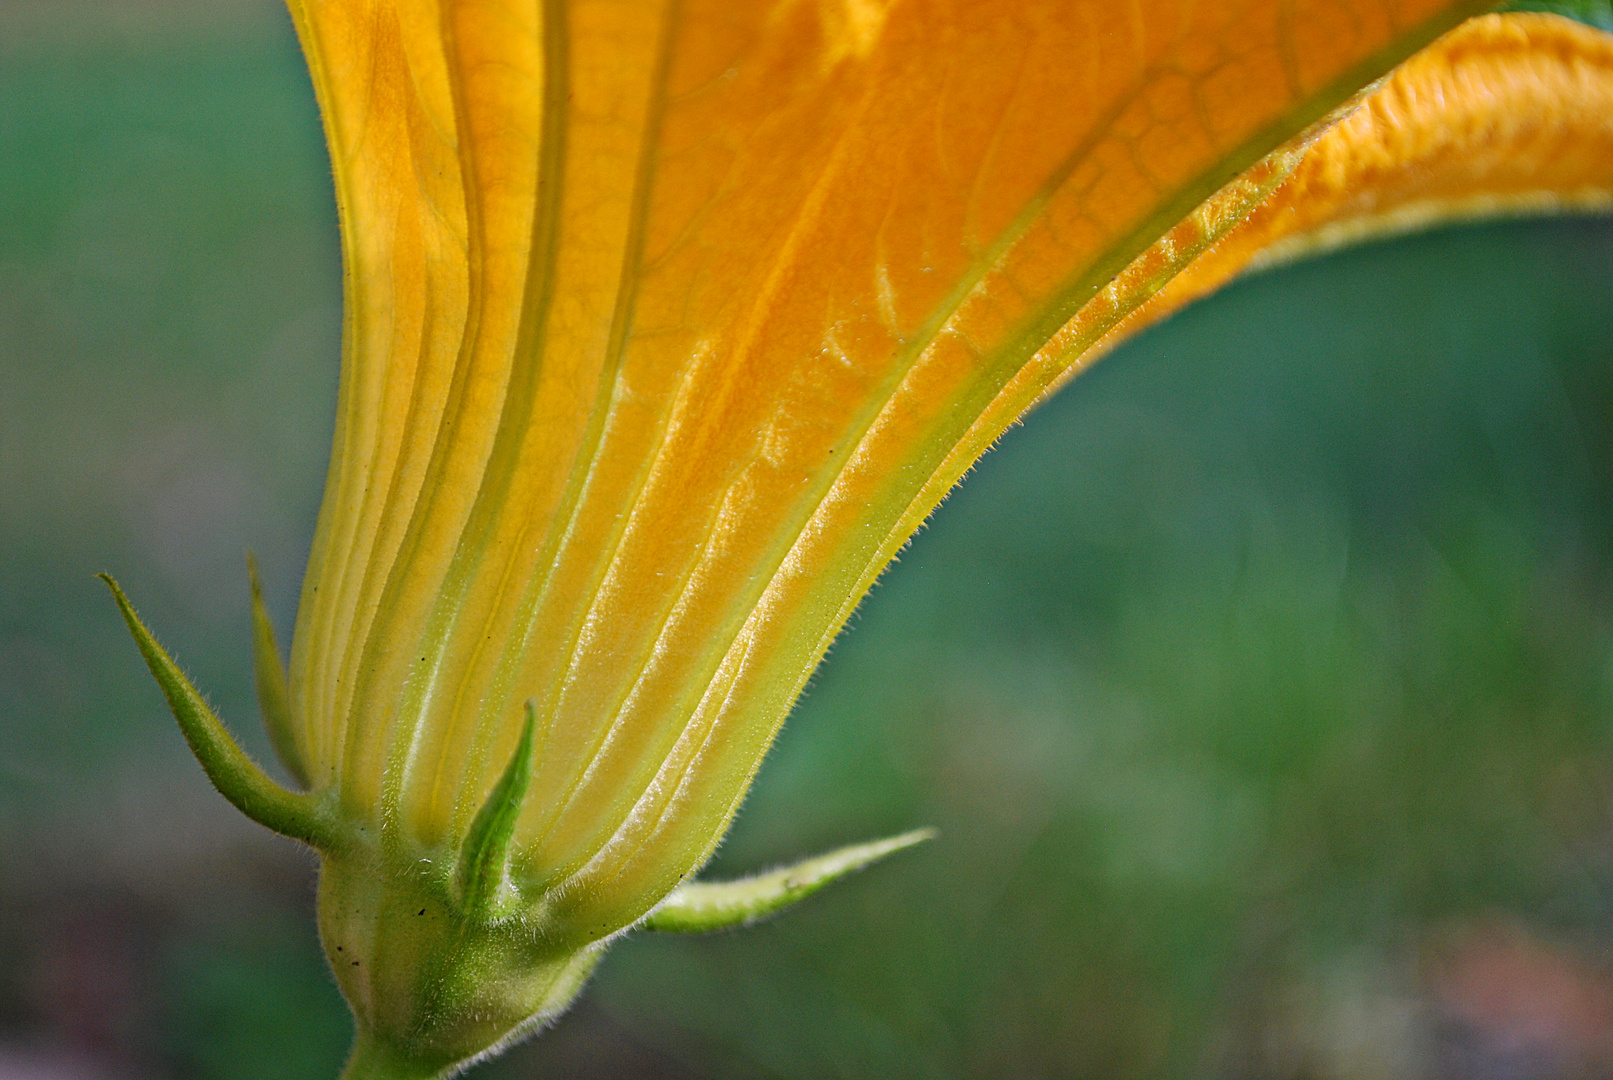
xmin=283 ymin=0 xmax=1568 ymax=941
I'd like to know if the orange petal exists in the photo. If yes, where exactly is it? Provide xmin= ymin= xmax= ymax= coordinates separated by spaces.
xmin=1073 ymin=11 xmax=1613 ymax=379
xmin=281 ymin=0 xmax=1592 ymax=938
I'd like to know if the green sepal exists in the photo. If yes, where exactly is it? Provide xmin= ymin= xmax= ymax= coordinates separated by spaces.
xmin=246 ymin=553 xmax=308 ymax=789
xmin=640 ymin=827 xmax=936 ymax=934
xmin=99 ymin=574 xmax=337 ymax=849
xmin=457 ymin=703 xmax=537 ymax=918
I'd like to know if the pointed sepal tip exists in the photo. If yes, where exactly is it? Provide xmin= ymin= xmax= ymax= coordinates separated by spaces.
xmin=246 ymin=553 xmax=309 ymax=789
xmin=640 ymin=827 xmax=936 ymax=934
xmin=457 ymin=702 xmax=538 ymax=918
xmin=98 ymin=573 xmax=335 ymax=849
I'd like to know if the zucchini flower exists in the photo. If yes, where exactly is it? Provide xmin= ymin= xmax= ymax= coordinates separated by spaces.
xmin=101 ymin=2 xmax=1613 ymax=1077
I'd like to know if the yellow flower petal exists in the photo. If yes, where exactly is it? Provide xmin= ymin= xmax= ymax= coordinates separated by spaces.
xmin=79 ymin=1 xmax=1603 ymax=1071
xmin=1071 ymin=11 xmax=1613 ymax=374
xmin=279 ymin=0 xmax=1609 ymax=948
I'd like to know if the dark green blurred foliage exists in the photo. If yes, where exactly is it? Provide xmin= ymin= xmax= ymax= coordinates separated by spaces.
xmin=1503 ymin=0 xmax=1613 ymax=30
xmin=158 ymin=909 xmax=349 ymax=1080
xmin=3 ymin=5 xmax=1613 ymax=1079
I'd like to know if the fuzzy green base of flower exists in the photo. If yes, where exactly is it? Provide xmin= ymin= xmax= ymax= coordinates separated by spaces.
xmin=320 ymin=850 xmax=606 ymax=1079
xmin=101 ymin=571 xmax=931 ymax=1078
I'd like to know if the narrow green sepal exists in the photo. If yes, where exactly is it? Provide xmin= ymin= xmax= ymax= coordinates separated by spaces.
xmin=640 ymin=827 xmax=936 ymax=934
xmin=246 ymin=553 xmax=308 ymax=789
xmin=98 ymin=574 xmax=335 ymax=849
xmin=457 ymin=703 xmax=537 ymax=918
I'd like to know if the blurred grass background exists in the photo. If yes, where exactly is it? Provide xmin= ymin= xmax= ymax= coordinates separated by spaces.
xmin=4 ymin=3 xmax=1613 ymax=1078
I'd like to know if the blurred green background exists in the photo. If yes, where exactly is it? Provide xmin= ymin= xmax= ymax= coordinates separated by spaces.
xmin=4 ymin=3 xmax=1613 ymax=1078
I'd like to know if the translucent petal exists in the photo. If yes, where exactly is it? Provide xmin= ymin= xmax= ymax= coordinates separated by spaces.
xmin=279 ymin=1 xmax=1609 ymax=938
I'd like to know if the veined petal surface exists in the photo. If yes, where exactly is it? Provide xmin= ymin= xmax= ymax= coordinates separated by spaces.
xmin=284 ymin=0 xmax=1559 ymax=935
xmin=1069 ymin=11 xmax=1613 ymax=373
